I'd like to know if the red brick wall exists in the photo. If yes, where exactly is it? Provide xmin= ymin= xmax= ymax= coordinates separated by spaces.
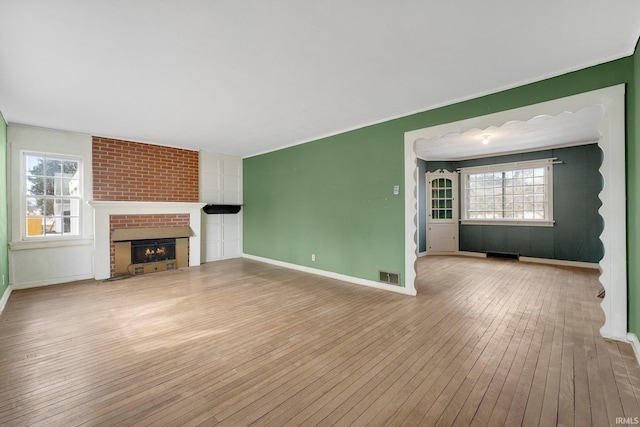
xmin=93 ymin=137 xmax=199 ymax=202
xmin=109 ymin=214 xmax=190 ymax=275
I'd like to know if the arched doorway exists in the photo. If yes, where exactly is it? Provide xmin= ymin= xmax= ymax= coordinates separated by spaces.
xmin=403 ymin=84 xmax=627 ymax=341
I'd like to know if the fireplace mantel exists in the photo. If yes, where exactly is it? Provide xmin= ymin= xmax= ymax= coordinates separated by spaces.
xmin=89 ymin=201 xmax=206 ymax=279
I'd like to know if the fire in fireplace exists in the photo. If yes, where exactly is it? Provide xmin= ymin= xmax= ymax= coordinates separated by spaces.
xmin=131 ymin=238 xmax=176 ymax=265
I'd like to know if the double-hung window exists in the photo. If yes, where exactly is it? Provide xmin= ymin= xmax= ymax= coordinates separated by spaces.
xmin=24 ymin=152 xmax=82 ymax=238
xmin=460 ymin=158 xmax=554 ymax=226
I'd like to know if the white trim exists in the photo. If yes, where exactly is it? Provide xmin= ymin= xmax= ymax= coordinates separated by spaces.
xmin=0 ymin=285 xmax=12 ymax=312
xmin=404 ymin=138 xmax=418 ymax=295
xmin=460 ymin=220 xmax=554 ymax=227
xmin=88 ymin=201 xmax=206 ymax=280
xmin=457 ymin=158 xmax=555 ymax=173
xmin=11 ymin=274 xmax=94 ymax=290
xmin=9 ymin=238 xmax=93 ymax=251
xmin=519 ymin=256 xmax=600 ymax=270
xmin=243 ymin=253 xmax=416 ymax=296
xmin=627 ymin=333 xmax=640 ymax=367
xmin=418 ymin=251 xmax=427 ymax=257
xmin=405 ymin=84 xmax=627 ymax=341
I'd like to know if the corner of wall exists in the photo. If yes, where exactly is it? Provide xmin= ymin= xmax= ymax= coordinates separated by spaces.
xmin=629 ymin=37 xmax=640 ymax=338
xmin=0 ymin=110 xmax=8 ymax=305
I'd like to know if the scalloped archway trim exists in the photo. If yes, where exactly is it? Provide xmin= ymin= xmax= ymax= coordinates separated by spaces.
xmin=404 ymin=84 xmax=627 ymax=341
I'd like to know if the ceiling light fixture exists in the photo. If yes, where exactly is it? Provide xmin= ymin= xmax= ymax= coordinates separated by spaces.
xmin=482 ymin=135 xmax=490 ymax=145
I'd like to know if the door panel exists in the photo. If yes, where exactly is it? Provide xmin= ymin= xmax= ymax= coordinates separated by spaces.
xmin=426 ymin=170 xmax=458 ymax=254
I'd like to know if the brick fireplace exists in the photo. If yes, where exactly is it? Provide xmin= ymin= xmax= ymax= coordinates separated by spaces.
xmin=89 ymin=137 xmax=204 ymax=279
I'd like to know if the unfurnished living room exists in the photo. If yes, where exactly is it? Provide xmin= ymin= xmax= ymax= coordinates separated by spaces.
xmin=0 ymin=1 xmax=640 ymax=426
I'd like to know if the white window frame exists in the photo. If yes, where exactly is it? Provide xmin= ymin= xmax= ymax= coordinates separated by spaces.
xmin=21 ymin=151 xmax=84 ymax=240
xmin=460 ymin=158 xmax=554 ymax=227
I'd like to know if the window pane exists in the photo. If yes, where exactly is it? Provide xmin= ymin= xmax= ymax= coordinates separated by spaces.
xmin=43 ymin=199 xmax=55 ymax=216
xmin=27 ymin=176 xmax=45 ymax=195
xmin=26 ymin=155 xmax=44 ymax=176
xmin=67 ymin=216 xmax=81 ymax=234
xmin=43 ymin=216 xmax=60 ymax=235
xmin=63 ymin=161 xmax=79 ymax=178
xmin=45 ymin=159 xmax=62 ymax=176
xmin=26 ymin=215 xmax=43 ymax=236
xmin=45 ymin=178 xmax=55 ymax=196
xmin=26 ymin=197 xmax=42 ymax=215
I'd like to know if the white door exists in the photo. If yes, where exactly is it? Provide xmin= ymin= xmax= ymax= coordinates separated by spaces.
xmin=426 ymin=170 xmax=459 ymax=254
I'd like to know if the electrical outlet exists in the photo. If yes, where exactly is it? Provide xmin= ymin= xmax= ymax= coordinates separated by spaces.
xmin=311 ymin=254 xmax=316 ymax=262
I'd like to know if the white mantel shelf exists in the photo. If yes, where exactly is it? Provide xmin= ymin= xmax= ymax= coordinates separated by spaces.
xmin=89 ymin=200 xmax=206 ymax=280
xmin=88 ymin=201 xmax=206 ymax=211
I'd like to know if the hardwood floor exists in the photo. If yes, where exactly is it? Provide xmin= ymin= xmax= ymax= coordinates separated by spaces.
xmin=0 ymin=256 xmax=639 ymax=426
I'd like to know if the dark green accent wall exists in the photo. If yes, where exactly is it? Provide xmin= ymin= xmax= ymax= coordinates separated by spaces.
xmin=244 ymin=55 xmax=634 ymax=299
xmin=421 ymin=145 xmax=603 ymax=263
xmin=0 ymin=110 xmax=8 ymax=302
xmin=418 ymin=159 xmax=427 ymax=254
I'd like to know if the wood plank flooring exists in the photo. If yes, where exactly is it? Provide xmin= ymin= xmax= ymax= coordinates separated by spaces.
xmin=0 ymin=256 xmax=639 ymax=426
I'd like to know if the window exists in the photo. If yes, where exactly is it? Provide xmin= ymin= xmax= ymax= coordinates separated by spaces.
xmin=24 ymin=153 xmax=82 ymax=237
xmin=460 ymin=158 xmax=554 ymax=226
xmin=430 ymin=177 xmax=454 ymax=220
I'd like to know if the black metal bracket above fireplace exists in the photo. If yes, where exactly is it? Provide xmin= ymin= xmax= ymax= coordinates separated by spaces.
xmin=202 ymin=204 xmax=242 ymax=214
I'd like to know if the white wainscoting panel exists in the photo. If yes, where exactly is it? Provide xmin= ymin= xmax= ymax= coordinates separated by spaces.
xmin=200 ymin=152 xmax=243 ymax=262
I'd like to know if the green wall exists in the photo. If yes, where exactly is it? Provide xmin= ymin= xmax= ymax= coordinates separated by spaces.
xmin=244 ymin=55 xmax=636 ymax=318
xmin=422 ymin=145 xmax=603 ymax=263
xmin=0 ymin=110 xmax=8 ymax=303
xmin=629 ymin=41 xmax=640 ymax=337
xmin=244 ymin=125 xmax=406 ymax=283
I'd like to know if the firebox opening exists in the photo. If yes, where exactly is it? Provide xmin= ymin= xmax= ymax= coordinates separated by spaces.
xmin=131 ymin=238 xmax=176 ymax=265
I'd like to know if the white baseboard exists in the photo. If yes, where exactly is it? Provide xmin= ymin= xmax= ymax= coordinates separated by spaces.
xmin=418 ymin=251 xmax=427 ymax=257
xmin=628 ymin=333 xmax=640 ymax=367
xmin=242 ymin=254 xmax=415 ymax=296
xmin=519 ymin=256 xmax=600 ymax=270
xmin=451 ymin=251 xmax=599 ymax=269
xmin=0 ymin=285 xmax=12 ymax=313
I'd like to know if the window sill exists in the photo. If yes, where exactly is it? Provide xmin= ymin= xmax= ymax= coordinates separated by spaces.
xmin=9 ymin=238 xmax=93 ymax=251
xmin=460 ymin=220 xmax=554 ymax=227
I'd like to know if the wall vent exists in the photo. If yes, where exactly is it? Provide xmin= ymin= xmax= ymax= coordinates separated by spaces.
xmin=486 ymin=251 xmax=519 ymax=260
xmin=379 ymin=271 xmax=401 ymax=286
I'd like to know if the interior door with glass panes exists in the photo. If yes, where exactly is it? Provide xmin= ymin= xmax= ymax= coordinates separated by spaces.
xmin=426 ymin=170 xmax=459 ymax=254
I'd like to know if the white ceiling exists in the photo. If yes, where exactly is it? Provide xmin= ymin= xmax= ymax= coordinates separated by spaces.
xmin=416 ymin=105 xmax=604 ymax=160
xmin=0 ymin=1 xmax=639 ymax=158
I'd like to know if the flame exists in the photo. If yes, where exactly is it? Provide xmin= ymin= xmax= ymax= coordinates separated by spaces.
xmin=143 ymin=246 xmax=167 ymax=259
